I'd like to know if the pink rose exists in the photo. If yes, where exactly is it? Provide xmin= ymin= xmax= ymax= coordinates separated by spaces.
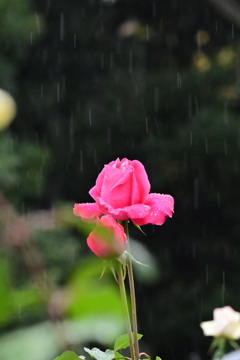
xmin=87 ymin=215 xmax=127 ymax=259
xmin=74 ymin=158 xmax=174 ymax=225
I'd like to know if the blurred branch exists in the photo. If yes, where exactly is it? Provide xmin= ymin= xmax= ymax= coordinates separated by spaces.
xmin=209 ymin=0 xmax=240 ymax=29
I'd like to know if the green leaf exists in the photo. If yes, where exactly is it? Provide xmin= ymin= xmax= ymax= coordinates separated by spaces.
xmin=114 ymin=333 xmax=143 ymax=351
xmin=156 ymin=357 xmax=162 ymax=360
xmin=84 ymin=347 xmax=115 ymax=360
xmin=114 ymin=352 xmax=123 ymax=359
xmin=54 ymin=351 xmax=80 ymax=360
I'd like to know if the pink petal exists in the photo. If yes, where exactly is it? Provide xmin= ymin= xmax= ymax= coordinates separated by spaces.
xmin=100 ymin=165 xmax=132 ymax=208
xmin=98 ymin=197 xmax=150 ymax=221
xmin=131 ymin=160 xmax=150 ymax=203
xmin=73 ymin=203 xmax=102 ymax=221
xmin=89 ymin=159 xmax=121 ymax=201
xmin=132 ymin=193 xmax=174 ymax=225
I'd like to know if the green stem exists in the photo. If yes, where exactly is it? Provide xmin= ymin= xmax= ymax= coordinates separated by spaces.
xmin=123 ymin=221 xmax=140 ymax=360
xmin=116 ymin=262 xmax=135 ymax=360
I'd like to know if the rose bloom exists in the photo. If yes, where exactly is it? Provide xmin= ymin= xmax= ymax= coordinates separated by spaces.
xmin=74 ymin=158 xmax=174 ymax=225
xmin=87 ymin=215 xmax=127 ymax=259
xmin=200 ymin=306 xmax=240 ymax=340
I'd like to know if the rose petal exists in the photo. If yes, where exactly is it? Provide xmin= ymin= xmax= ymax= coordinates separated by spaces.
xmin=73 ymin=203 xmax=102 ymax=221
xmin=132 ymin=193 xmax=174 ymax=225
xmin=214 ymin=306 xmax=240 ymax=323
xmin=101 ymin=165 xmax=133 ymax=208
xmin=131 ymin=160 xmax=150 ymax=203
xmin=223 ymin=323 xmax=240 ymax=340
xmin=200 ymin=321 xmax=216 ymax=336
xmin=89 ymin=159 xmax=121 ymax=201
xmin=98 ymin=197 xmax=150 ymax=221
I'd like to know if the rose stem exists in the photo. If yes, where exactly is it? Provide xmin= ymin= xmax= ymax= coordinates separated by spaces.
xmin=123 ymin=221 xmax=140 ymax=360
xmin=117 ymin=262 xmax=136 ymax=360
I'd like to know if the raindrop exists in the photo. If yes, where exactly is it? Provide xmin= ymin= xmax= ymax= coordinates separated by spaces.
xmin=30 ymin=32 xmax=33 ymax=45
xmin=18 ymin=305 xmax=22 ymax=319
xmin=160 ymin=18 xmax=163 ymax=31
xmin=154 ymin=117 xmax=159 ymax=134
xmin=206 ymin=264 xmax=209 ymax=284
xmin=42 ymin=49 xmax=47 ymax=64
xmin=190 ymin=131 xmax=193 ymax=146
xmin=94 ymin=149 xmax=97 ymax=165
xmin=129 ymin=51 xmax=133 ymax=73
xmin=62 ymin=75 xmax=66 ymax=93
xmin=193 ymin=177 xmax=199 ymax=210
xmin=188 ymin=94 xmax=192 ymax=119
xmin=224 ymin=139 xmax=228 ymax=155
xmin=145 ymin=118 xmax=148 ymax=134
xmin=110 ymin=52 xmax=113 ymax=68
xmin=89 ymin=109 xmax=92 ymax=126
xmin=222 ymin=271 xmax=225 ymax=305
xmin=117 ymin=40 xmax=121 ymax=54
xmin=205 ymin=138 xmax=208 ymax=153
xmin=101 ymin=53 xmax=104 ymax=70
xmin=216 ymin=21 xmax=218 ymax=31
xmin=224 ymin=102 xmax=228 ymax=124
xmin=192 ymin=243 xmax=196 ymax=258
xmin=154 ymin=87 xmax=159 ymax=112
xmin=217 ymin=193 xmax=221 ymax=207
xmin=116 ymin=99 xmax=121 ymax=116
xmin=70 ymin=110 xmax=74 ymax=153
xmin=57 ymin=83 xmax=60 ymax=102
xmin=107 ymin=127 xmax=111 ymax=144
xmin=74 ymin=34 xmax=76 ymax=48
xmin=135 ymin=85 xmax=138 ymax=97
xmin=41 ymin=84 xmax=43 ymax=98
xmin=232 ymin=23 xmax=234 ymax=39
xmin=146 ymin=24 xmax=149 ymax=41
xmin=80 ymin=150 xmax=83 ymax=171
xmin=152 ymin=2 xmax=156 ymax=17
xmin=195 ymin=97 xmax=199 ymax=115
xmin=60 ymin=13 xmax=64 ymax=41
xmin=177 ymin=73 xmax=181 ymax=89
xmin=35 ymin=13 xmax=40 ymax=34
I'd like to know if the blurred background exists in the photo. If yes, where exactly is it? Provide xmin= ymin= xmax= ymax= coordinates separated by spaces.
xmin=1 ymin=0 xmax=240 ymax=359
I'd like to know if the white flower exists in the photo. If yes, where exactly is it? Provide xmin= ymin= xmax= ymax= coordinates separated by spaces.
xmin=200 ymin=306 xmax=240 ymax=340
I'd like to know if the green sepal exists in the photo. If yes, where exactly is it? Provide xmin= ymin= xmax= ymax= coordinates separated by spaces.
xmin=124 ymin=251 xmax=148 ymax=267
xmin=229 ymin=339 xmax=240 ymax=350
xmin=114 ymin=333 xmax=143 ymax=351
xmin=84 ymin=347 xmax=115 ymax=360
xmin=156 ymin=357 xmax=162 ymax=360
xmin=132 ymin=223 xmax=146 ymax=235
xmin=54 ymin=350 xmax=80 ymax=360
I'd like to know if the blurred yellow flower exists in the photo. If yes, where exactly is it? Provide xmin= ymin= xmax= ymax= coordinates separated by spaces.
xmin=218 ymin=86 xmax=239 ymax=101
xmin=216 ymin=47 xmax=237 ymax=67
xmin=200 ymin=306 xmax=240 ymax=340
xmin=195 ymin=30 xmax=210 ymax=46
xmin=193 ymin=52 xmax=211 ymax=72
xmin=0 ymin=89 xmax=17 ymax=131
